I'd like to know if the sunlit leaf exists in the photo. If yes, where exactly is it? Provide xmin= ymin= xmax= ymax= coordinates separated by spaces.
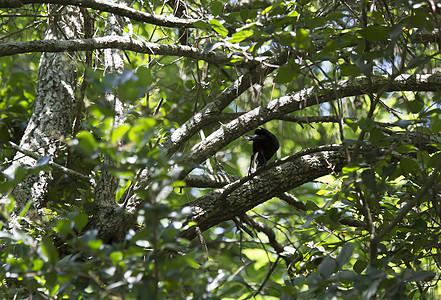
xmin=210 ymin=19 xmax=228 ymax=37
xmin=76 ymin=131 xmax=97 ymax=155
xmin=110 ymin=251 xmax=124 ymax=265
xmin=229 ymin=30 xmax=253 ymax=43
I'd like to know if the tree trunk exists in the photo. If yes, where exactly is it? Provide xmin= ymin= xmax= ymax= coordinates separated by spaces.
xmin=7 ymin=5 xmax=80 ymax=217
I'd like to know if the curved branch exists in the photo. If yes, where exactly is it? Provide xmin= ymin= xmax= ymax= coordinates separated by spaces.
xmin=0 ymin=36 xmax=229 ymax=64
xmin=179 ymin=148 xmax=347 ymax=240
xmin=185 ymin=74 xmax=441 ymax=174
xmin=10 ymin=0 xmax=198 ymax=28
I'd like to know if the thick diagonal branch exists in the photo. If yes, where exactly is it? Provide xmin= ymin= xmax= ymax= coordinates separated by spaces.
xmin=179 ymin=149 xmax=347 ymax=240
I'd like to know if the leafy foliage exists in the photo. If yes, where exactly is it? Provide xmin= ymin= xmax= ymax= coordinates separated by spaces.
xmin=1 ymin=0 xmax=441 ymax=299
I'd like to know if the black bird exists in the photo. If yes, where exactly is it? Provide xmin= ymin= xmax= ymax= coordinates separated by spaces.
xmin=244 ymin=127 xmax=279 ymax=175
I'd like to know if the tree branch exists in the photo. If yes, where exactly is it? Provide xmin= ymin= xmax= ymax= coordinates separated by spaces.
xmin=179 ymin=148 xmax=347 ymax=240
xmin=164 ymin=49 xmax=289 ymax=156
xmin=8 ymin=141 xmax=91 ymax=183
xmin=179 ymin=128 xmax=439 ymax=240
xmin=185 ymin=74 xmax=441 ymax=175
xmin=7 ymin=0 xmax=198 ymax=28
xmin=184 ymin=173 xmax=238 ymax=188
xmin=0 ymin=36 xmax=229 ymax=64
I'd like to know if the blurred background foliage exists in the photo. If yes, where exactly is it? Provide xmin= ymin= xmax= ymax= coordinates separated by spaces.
xmin=1 ymin=0 xmax=441 ymax=298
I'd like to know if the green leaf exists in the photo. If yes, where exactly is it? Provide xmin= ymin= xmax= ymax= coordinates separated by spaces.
xmin=369 ymin=128 xmax=389 ymax=146
xmin=41 ymin=236 xmax=59 ymax=263
xmin=111 ymin=124 xmax=131 ymax=143
xmin=136 ymin=66 xmax=153 ymax=87
xmin=345 ymin=119 xmax=358 ymax=132
xmin=408 ymin=270 xmax=435 ymax=282
xmin=411 ymin=217 xmax=426 ymax=233
xmin=18 ymin=200 xmax=33 ymax=217
xmin=395 ymin=144 xmax=416 ymax=154
xmin=110 ymin=251 xmax=124 ymax=265
xmin=229 ymin=29 xmax=253 ymax=43
xmin=210 ymin=1 xmax=223 ymax=16
xmin=274 ymin=67 xmax=295 ymax=84
xmin=89 ymin=239 xmax=102 ymax=250
xmin=337 ymin=243 xmax=354 ymax=269
xmin=361 ymin=169 xmax=376 ymax=191
xmin=240 ymin=9 xmax=250 ymax=22
xmin=340 ymin=63 xmax=361 ymax=77
xmin=32 ymin=259 xmax=44 ymax=271
xmin=73 ymin=213 xmax=88 ymax=232
xmin=119 ymin=79 xmax=140 ymax=102
xmin=359 ymin=25 xmax=389 ymax=42
xmin=400 ymin=157 xmax=420 ymax=175
xmin=294 ymin=28 xmax=311 ymax=49
xmin=76 ymin=131 xmax=97 ymax=155
xmin=428 ymin=152 xmax=441 ymax=169
xmin=261 ymin=5 xmax=273 ymax=15
xmin=193 ymin=20 xmax=210 ymax=31
xmin=353 ymin=259 xmax=368 ymax=274
xmin=317 ymin=257 xmax=336 ymax=278
xmin=128 ymin=118 xmax=156 ymax=145
xmin=0 ymin=125 xmax=9 ymax=143
xmin=243 ymin=249 xmax=270 ymax=270
xmin=287 ymin=10 xmax=299 ymax=17
xmin=210 ymin=19 xmax=228 ymax=38
xmin=408 ymin=94 xmax=424 ymax=113
xmin=431 ymin=117 xmax=441 ymax=134
xmin=57 ymin=219 xmax=74 ymax=236
xmin=342 ymin=162 xmax=361 ymax=174
xmin=358 ymin=118 xmax=375 ymax=132
xmin=381 ymin=163 xmax=396 ymax=179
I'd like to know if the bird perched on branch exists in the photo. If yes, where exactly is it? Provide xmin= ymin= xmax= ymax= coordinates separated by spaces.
xmin=244 ymin=127 xmax=279 ymax=175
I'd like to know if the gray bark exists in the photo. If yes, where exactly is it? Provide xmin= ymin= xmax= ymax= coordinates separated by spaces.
xmin=10 ymin=0 xmax=199 ymax=27
xmin=7 ymin=4 xmax=80 ymax=214
xmin=0 ymin=36 xmax=228 ymax=65
xmin=179 ymin=149 xmax=347 ymax=240
xmin=185 ymin=74 xmax=441 ymax=175
xmin=94 ymin=12 xmax=125 ymax=205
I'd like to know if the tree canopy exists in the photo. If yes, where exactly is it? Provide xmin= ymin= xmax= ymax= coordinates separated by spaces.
xmin=1 ymin=0 xmax=441 ymax=298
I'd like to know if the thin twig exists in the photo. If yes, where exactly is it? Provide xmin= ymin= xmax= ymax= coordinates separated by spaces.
xmin=8 ymin=141 xmax=91 ymax=183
